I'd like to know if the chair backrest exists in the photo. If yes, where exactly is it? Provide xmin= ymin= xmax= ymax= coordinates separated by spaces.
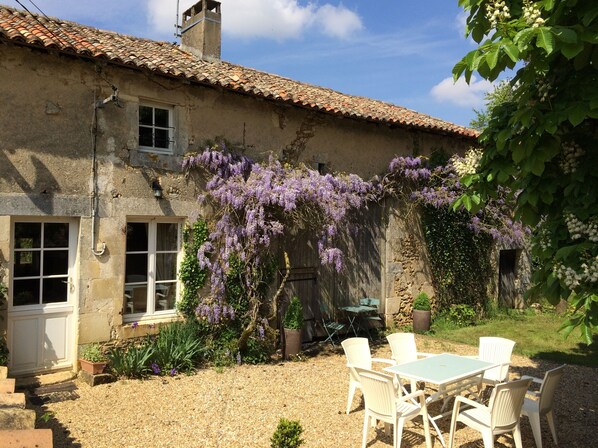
xmin=341 ymin=337 xmax=372 ymax=369
xmin=488 ymin=378 xmax=532 ymax=431
xmin=479 ymin=337 xmax=516 ymax=382
xmin=360 ymin=297 xmax=380 ymax=308
xmin=538 ymin=365 xmax=566 ymax=414
xmin=355 ymin=367 xmax=396 ymax=420
xmin=386 ymin=332 xmax=418 ymax=364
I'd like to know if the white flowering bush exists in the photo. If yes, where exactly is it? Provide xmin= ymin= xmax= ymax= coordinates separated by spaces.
xmin=455 ymin=0 xmax=598 ymax=343
xmin=452 ymin=148 xmax=484 ymax=177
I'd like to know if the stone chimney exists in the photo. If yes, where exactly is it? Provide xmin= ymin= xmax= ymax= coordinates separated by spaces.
xmin=181 ymin=0 xmax=221 ymax=60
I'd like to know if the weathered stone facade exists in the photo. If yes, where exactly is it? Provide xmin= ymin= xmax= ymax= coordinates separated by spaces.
xmin=0 ymin=5 xmax=476 ymax=375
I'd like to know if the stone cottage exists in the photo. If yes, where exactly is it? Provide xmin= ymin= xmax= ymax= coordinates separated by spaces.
xmin=0 ymin=1 xmax=482 ymax=375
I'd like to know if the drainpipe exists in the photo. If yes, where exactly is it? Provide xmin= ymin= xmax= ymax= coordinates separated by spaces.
xmin=90 ymin=92 xmax=107 ymax=257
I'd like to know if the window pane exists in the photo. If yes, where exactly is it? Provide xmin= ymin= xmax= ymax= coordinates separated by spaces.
xmin=13 ymin=279 xmax=40 ymax=306
xmin=157 ymin=223 xmax=178 ymax=251
xmin=156 ymin=254 xmax=176 ymax=281
xmin=42 ymin=278 xmax=68 ymax=304
xmin=154 ymin=129 xmax=170 ymax=148
xmin=139 ymin=105 xmax=153 ymax=125
xmin=44 ymin=223 xmax=69 ymax=248
xmin=154 ymin=108 xmax=169 ymax=127
xmin=124 ymin=285 xmax=147 ymax=314
xmin=14 ymin=251 xmax=40 ymax=277
xmin=43 ymin=250 xmax=68 ymax=276
xmin=15 ymin=223 xmax=41 ymax=249
xmin=156 ymin=283 xmax=175 ymax=311
xmin=126 ymin=223 xmax=148 ymax=251
xmin=139 ymin=126 xmax=153 ymax=147
xmin=125 ymin=254 xmax=148 ymax=282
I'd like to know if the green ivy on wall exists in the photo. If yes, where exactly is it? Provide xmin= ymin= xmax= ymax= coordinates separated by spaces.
xmin=421 ymin=204 xmax=493 ymax=313
xmin=177 ymin=220 xmax=209 ymax=318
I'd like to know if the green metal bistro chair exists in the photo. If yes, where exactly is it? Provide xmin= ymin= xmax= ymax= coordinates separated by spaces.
xmin=319 ymin=302 xmax=346 ymax=346
xmin=359 ymin=297 xmax=383 ymax=340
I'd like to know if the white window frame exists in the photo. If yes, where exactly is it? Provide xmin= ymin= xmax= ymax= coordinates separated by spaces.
xmin=123 ymin=219 xmax=182 ymax=321
xmin=138 ymin=101 xmax=174 ymax=155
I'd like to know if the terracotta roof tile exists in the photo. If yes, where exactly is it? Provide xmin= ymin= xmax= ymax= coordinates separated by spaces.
xmin=0 ymin=5 xmax=478 ymax=139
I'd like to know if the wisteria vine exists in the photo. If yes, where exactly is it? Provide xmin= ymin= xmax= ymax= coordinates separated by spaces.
xmin=183 ymin=143 xmax=527 ymax=353
xmin=183 ymin=143 xmax=375 ymax=349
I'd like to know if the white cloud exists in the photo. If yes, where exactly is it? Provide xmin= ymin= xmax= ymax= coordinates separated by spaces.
xmin=314 ymin=4 xmax=363 ymax=39
xmin=430 ymin=76 xmax=493 ymax=108
xmin=146 ymin=0 xmax=363 ymax=41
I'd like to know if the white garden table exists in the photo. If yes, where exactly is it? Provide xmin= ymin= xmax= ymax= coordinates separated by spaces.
xmin=384 ymin=353 xmax=497 ymax=447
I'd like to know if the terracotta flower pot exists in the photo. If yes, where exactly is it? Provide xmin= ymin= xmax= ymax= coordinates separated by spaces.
xmin=412 ymin=310 xmax=431 ymax=333
xmin=79 ymin=358 xmax=107 ymax=375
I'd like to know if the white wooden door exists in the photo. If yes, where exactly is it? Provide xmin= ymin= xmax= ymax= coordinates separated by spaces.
xmin=7 ymin=220 xmax=77 ymax=375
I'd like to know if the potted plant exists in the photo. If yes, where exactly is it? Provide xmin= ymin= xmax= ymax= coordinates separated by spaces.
xmin=412 ymin=292 xmax=431 ymax=333
xmin=283 ymin=296 xmax=303 ymax=358
xmin=79 ymin=343 xmax=108 ymax=375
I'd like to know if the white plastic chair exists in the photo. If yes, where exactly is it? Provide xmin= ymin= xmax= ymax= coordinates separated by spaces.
xmin=448 ymin=378 xmax=532 ymax=448
xmin=478 ymin=336 xmax=516 ymax=387
xmin=341 ymin=337 xmax=395 ymax=414
xmin=355 ymin=367 xmax=432 ymax=448
xmin=386 ymin=332 xmax=433 ymax=394
xmin=521 ymin=365 xmax=566 ymax=448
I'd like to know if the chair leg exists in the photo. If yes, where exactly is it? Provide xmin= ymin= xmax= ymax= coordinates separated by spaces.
xmin=513 ymin=423 xmax=523 ymax=448
xmin=347 ymin=381 xmax=357 ymax=414
xmin=394 ymin=418 xmax=405 ymax=448
xmin=481 ymin=429 xmax=494 ymax=448
xmin=362 ymin=412 xmax=370 ymax=448
xmin=546 ymin=411 xmax=558 ymax=446
xmin=528 ymin=412 xmax=543 ymax=448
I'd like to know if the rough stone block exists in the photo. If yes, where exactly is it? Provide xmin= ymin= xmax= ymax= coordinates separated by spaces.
xmin=384 ymin=297 xmax=402 ymax=316
xmin=0 ymin=366 xmax=8 ymax=380
xmin=0 ymin=408 xmax=36 ymax=430
xmin=1 ymin=429 xmax=53 ymax=447
xmin=0 ymin=378 xmax=16 ymax=393
xmin=78 ymin=370 xmax=115 ymax=387
xmin=0 ymin=392 xmax=26 ymax=409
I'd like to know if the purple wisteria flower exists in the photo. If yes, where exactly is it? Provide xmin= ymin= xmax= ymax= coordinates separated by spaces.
xmin=169 ymin=368 xmax=177 ymax=376
xmin=131 ymin=321 xmax=138 ymax=329
xmin=151 ymin=363 xmax=161 ymax=374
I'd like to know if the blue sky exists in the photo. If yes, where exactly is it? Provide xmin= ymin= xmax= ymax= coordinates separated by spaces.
xmin=5 ymin=0 xmax=497 ymax=127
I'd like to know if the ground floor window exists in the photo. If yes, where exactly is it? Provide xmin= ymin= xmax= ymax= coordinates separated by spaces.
xmin=124 ymin=221 xmax=180 ymax=318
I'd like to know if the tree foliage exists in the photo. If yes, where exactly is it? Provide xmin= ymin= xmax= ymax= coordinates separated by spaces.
xmin=454 ymin=0 xmax=598 ymax=343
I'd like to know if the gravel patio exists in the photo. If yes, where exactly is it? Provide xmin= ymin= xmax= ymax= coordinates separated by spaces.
xmin=30 ymin=336 xmax=596 ymax=448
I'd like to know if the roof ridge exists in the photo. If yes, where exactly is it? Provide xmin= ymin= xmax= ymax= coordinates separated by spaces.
xmin=0 ymin=3 xmax=479 ymax=139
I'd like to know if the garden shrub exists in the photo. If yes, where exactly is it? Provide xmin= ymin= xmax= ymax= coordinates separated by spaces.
xmin=107 ymin=340 xmax=155 ymax=378
xmin=447 ymin=304 xmax=477 ymax=328
xmin=271 ymin=418 xmax=304 ymax=448
xmin=150 ymin=320 xmax=205 ymax=374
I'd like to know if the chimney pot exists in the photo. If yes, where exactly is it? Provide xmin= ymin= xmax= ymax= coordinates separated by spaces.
xmin=181 ymin=0 xmax=221 ymax=61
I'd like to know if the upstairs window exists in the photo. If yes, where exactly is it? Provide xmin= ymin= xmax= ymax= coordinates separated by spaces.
xmin=139 ymin=103 xmax=173 ymax=154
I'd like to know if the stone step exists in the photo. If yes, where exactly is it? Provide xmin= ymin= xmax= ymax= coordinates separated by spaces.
xmin=0 ymin=366 xmax=8 ymax=380
xmin=1 ymin=428 xmax=53 ymax=447
xmin=0 ymin=392 xmax=26 ymax=409
xmin=0 ymin=408 xmax=36 ymax=430
xmin=0 ymin=378 xmax=16 ymax=393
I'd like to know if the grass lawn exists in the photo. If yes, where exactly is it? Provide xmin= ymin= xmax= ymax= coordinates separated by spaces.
xmin=428 ymin=311 xmax=598 ymax=367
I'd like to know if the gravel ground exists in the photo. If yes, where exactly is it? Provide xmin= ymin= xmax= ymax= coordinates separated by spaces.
xmin=30 ymin=336 xmax=596 ymax=448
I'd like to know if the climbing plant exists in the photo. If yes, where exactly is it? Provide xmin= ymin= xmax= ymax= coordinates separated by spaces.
xmin=177 ymin=219 xmax=209 ymax=319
